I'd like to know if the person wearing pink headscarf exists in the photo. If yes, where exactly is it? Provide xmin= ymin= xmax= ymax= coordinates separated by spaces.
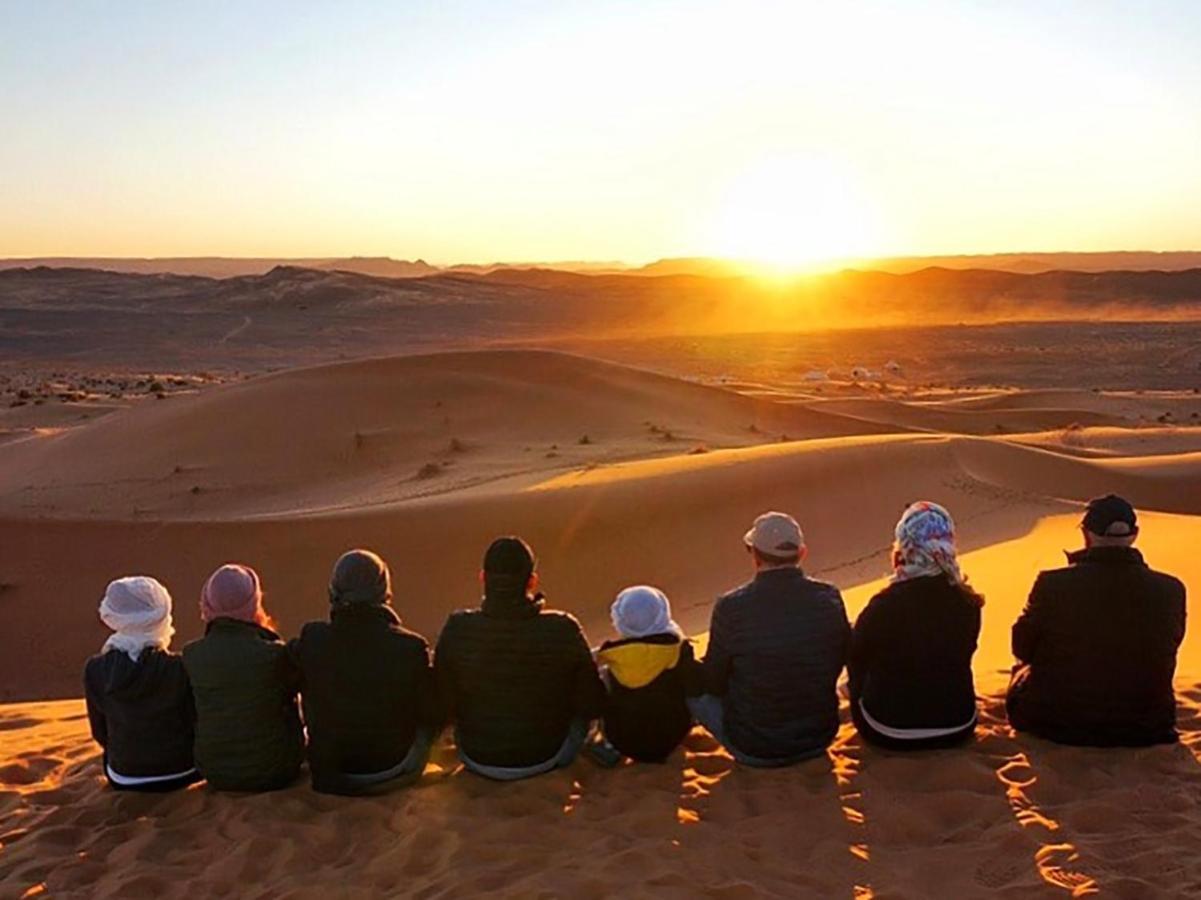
xmin=848 ymin=502 xmax=983 ymax=751
xmin=183 ymin=564 xmax=304 ymax=791
xmin=200 ymin=563 xmax=273 ymax=629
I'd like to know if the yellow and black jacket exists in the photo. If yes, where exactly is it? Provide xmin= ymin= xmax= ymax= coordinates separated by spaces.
xmin=596 ymin=633 xmax=704 ymax=762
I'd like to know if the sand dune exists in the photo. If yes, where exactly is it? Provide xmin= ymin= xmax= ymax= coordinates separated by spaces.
xmin=2 ymin=348 xmax=1200 ymax=898
xmin=0 ymin=351 xmax=893 ymax=520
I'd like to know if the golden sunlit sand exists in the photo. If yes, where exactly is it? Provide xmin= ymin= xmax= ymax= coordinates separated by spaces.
xmin=1 ymin=348 xmax=1200 ymax=897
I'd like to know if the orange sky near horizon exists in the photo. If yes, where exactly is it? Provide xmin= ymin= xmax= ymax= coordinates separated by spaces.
xmin=1 ymin=2 xmax=1199 ymax=266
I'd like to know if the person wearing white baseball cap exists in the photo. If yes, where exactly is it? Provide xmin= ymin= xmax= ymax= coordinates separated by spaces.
xmin=691 ymin=511 xmax=851 ymax=766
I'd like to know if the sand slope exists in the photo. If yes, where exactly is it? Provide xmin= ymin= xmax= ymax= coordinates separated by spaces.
xmin=4 ymin=693 xmax=1201 ymax=899
xmin=3 ymin=348 xmax=1201 ymax=898
xmin=0 ymin=351 xmax=894 ymax=520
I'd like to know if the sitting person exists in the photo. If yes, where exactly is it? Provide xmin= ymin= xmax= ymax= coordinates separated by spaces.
xmin=594 ymin=586 xmax=704 ymax=763
xmin=1007 ymin=495 xmax=1187 ymax=746
xmin=183 ymin=564 xmax=305 ymax=791
xmin=434 ymin=537 xmax=605 ymax=780
xmin=849 ymin=501 xmax=982 ymax=750
xmin=291 ymin=549 xmax=442 ymax=795
xmin=693 ymin=512 xmax=850 ymax=766
xmin=85 ymin=576 xmax=199 ymax=791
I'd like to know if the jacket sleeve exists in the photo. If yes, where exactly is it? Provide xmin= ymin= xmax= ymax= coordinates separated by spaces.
xmin=416 ymin=640 xmax=445 ymax=730
xmin=433 ymin=620 xmax=457 ymax=723
xmin=83 ymin=664 xmax=107 ymax=748
xmin=1171 ymin=581 xmax=1187 ymax=648
xmin=847 ymin=595 xmax=879 ymax=700
xmin=703 ymin=597 xmax=733 ymax=696
xmin=678 ymin=640 xmax=706 ymax=697
xmin=570 ymin=623 xmax=606 ymax=720
xmin=1012 ymin=574 xmax=1050 ymax=664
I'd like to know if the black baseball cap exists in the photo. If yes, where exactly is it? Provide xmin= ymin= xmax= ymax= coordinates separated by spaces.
xmin=1082 ymin=494 xmax=1138 ymax=537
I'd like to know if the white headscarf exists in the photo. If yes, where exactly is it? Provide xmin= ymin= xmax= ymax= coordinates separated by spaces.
xmin=891 ymin=501 xmax=965 ymax=586
xmin=611 ymin=585 xmax=683 ymax=639
xmin=99 ymin=576 xmax=175 ymax=660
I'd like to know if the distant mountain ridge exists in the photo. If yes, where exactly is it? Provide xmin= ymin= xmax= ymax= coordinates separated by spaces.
xmin=6 ymin=250 xmax=1201 ymax=280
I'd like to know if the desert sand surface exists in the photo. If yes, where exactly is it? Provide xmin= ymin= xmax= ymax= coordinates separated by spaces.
xmin=2 ymin=347 xmax=1201 ymax=898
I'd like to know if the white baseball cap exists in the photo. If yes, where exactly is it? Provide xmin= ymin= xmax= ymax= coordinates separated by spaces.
xmin=743 ymin=511 xmax=804 ymax=556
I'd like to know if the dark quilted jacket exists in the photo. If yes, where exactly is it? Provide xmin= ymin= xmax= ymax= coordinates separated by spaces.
xmin=291 ymin=603 xmax=442 ymax=792
xmin=1007 ymin=546 xmax=1186 ymax=746
xmin=704 ymin=567 xmax=851 ymax=759
xmin=183 ymin=618 xmax=305 ymax=791
xmin=434 ymin=591 xmax=605 ymax=768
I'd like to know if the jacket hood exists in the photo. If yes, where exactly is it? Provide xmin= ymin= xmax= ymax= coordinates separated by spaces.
xmin=98 ymin=646 xmax=171 ymax=697
xmin=481 ymin=589 xmax=546 ymax=619
xmin=598 ymin=634 xmax=682 ymax=688
xmin=1066 ymin=546 xmax=1146 ymax=566
xmin=204 ymin=616 xmax=282 ymax=641
xmin=331 ymin=601 xmax=402 ymax=629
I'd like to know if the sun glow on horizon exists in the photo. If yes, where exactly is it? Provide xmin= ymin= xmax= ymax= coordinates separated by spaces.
xmin=702 ymin=155 xmax=887 ymax=274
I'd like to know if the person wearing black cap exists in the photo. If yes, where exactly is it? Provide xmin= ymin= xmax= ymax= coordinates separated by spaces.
xmin=1006 ymin=495 xmax=1187 ymax=746
xmin=434 ymin=536 xmax=605 ymax=780
xmin=290 ymin=549 xmax=442 ymax=795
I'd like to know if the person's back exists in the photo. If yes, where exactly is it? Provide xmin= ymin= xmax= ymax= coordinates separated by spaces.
xmin=183 ymin=564 xmax=304 ymax=791
xmin=709 ymin=566 xmax=849 ymax=759
xmin=85 ymin=576 xmax=198 ymax=791
xmin=849 ymin=502 xmax=982 ymax=750
xmin=293 ymin=549 xmax=442 ymax=794
xmin=1007 ymin=495 xmax=1187 ymax=746
xmin=435 ymin=537 xmax=604 ymax=776
xmin=596 ymin=586 xmax=704 ymax=763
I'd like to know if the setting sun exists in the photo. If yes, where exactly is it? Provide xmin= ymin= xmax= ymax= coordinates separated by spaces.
xmin=703 ymin=155 xmax=885 ymax=273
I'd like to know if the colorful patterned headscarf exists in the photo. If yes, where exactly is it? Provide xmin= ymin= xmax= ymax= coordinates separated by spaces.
xmin=891 ymin=501 xmax=964 ymax=585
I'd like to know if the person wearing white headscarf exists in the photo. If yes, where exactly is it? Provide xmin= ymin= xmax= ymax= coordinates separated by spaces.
xmin=592 ymin=586 xmax=702 ymax=763
xmin=848 ymin=501 xmax=983 ymax=751
xmin=99 ymin=576 xmax=176 ymax=660
xmin=85 ymin=575 xmax=198 ymax=790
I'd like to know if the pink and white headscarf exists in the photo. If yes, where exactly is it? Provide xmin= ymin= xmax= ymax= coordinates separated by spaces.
xmin=891 ymin=501 xmax=965 ymax=585
xmin=200 ymin=563 xmax=266 ymax=625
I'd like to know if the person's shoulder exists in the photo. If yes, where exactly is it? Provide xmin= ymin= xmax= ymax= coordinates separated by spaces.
xmin=801 ymin=576 xmax=845 ymax=606
xmin=1146 ymin=567 xmax=1187 ymax=600
xmin=537 ymin=607 xmax=586 ymax=635
xmin=394 ymin=624 xmax=433 ymax=651
xmin=716 ymin=579 xmax=755 ymax=607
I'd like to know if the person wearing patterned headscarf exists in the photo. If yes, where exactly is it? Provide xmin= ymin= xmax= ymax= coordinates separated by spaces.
xmin=85 ymin=576 xmax=199 ymax=790
xmin=848 ymin=501 xmax=983 ymax=751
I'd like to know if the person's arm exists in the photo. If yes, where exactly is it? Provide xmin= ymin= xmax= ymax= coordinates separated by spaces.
xmin=1012 ymin=574 xmax=1050 ymax=664
xmin=678 ymin=639 xmax=706 ymax=697
xmin=570 ymin=623 xmax=606 ymax=720
xmin=847 ymin=595 xmax=878 ymax=700
xmin=702 ymin=597 xmax=733 ymax=696
xmin=416 ymin=640 xmax=445 ymax=730
xmin=433 ymin=619 xmax=457 ymax=723
xmin=83 ymin=664 xmax=107 ymax=748
xmin=1171 ymin=582 xmax=1187 ymax=648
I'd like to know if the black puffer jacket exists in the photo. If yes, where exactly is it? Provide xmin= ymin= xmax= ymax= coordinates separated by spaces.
xmin=1007 ymin=546 xmax=1186 ymax=746
xmin=84 ymin=648 xmax=195 ymax=779
xmin=291 ymin=603 xmax=442 ymax=792
xmin=849 ymin=575 xmax=981 ymax=730
xmin=435 ymin=591 xmax=605 ymax=768
xmin=597 ymin=634 xmax=704 ymax=763
xmin=704 ymin=567 xmax=850 ymax=760
xmin=183 ymin=618 xmax=305 ymax=791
